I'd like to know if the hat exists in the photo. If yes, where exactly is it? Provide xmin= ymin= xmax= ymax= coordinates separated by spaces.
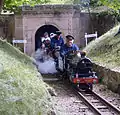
xmin=50 ymin=33 xmax=54 ymax=36
xmin=55 ymin=31 xmax=62 ymax=35
xmin=66 ymin=35 xmax=74 ymax=40
xmin=50 ymin=33 xmax=56 ymax=38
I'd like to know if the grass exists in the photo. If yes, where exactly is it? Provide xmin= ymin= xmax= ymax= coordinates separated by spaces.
xmin=84 ymin=24 xmax=120 ymax=70
xmin=0 ymin=40 xmax=56 ymax=115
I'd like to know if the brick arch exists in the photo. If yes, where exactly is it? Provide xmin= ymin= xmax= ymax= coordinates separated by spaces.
xmin=35 ymin=24 xmax=59 ymax=50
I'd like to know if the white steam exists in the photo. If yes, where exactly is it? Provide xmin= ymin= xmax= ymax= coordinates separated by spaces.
xmin=38 ymin=58 xmax=57 ymax=74
xmin=32 ymin=49 xmax=58 ymax=74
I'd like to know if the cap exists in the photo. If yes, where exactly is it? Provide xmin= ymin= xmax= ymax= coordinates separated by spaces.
xmin=55 ymin=31 xmax=62 ymax=35
xmin=66 ymin=35 xmax=74 ymax=40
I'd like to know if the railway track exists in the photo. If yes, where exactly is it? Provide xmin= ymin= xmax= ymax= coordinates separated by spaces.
xmin=73 ymin=87 xmax=120 ymax=115
xmin=43 ymin=73 xmax=120 ymax=115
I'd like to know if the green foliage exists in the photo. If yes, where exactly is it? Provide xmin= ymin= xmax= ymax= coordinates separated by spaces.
xmin=4 ymin=0 xmax=118 ymax=12
xmin=3 ymin=0 xmax=79 ymax=12
xmin=95 ymin=10 xmax=120 ymax=22
xmin=89 ymin=0 xmax=102 ymax=7
xmin=106 ymin=10 xmax=120 ymax=22
xmin=84 ymin=25 xmax=120 ymax=69
xmin=100 ymin=0 xmax=120 ymax=11
xmin=3 ymin=0 xmax=120 ymax=12
xmin=3 ymin=0 xmax=50 ymax=12
xmin=0 ymin=39 xmax=55 ymax=115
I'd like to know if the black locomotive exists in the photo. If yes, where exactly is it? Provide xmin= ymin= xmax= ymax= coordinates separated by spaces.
xmin=63 ymin=51 xmax=98 ymax=90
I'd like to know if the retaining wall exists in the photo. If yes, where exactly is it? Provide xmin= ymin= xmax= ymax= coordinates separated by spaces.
xmin=93 ymin=63 xmax=120 ymax=94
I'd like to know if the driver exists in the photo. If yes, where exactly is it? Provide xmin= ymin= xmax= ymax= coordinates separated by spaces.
xmin=60 ymin=35 xmax=80 ymax=70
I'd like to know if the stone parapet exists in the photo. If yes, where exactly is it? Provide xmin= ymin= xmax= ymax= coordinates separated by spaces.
xmin=19 ymin=4 xmax=81 ymax=14
xmin=93 ymin=63 xmax=120 ymax=94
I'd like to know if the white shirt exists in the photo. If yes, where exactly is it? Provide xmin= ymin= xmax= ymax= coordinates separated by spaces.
xmin=41 ymin=37 xmax=51 ymax=42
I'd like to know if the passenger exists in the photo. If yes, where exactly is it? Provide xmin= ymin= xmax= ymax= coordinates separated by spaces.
xmin=51 ymin=31 xmax=64 ymax=71
xmin=50 ymin=33 xmax=56 ymax=39
xmin=60 ymin=35 xmax=80 ymax=70
xmin=41 ymin=32 xmax=51 ymax=54
xmin=51 ymin=31 xmax=64 ymax=49
xmin=41 ymin=32 xmax=51 ymax=42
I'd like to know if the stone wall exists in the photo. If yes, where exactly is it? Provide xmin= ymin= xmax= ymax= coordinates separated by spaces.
xmin=0 ymin=15 xmax=8 ymax=38
xmin=93 ymin=63 xmax=120 ymax=94
xmin=92 ymin=13 xmax=116 ymax=37
xmin=0 ymin=14 xmax=14 ymax=42
xmin=16 ymin=5 xmax=97 ymax=54
xmin=15 ymin=5 xmax=82 ymax=55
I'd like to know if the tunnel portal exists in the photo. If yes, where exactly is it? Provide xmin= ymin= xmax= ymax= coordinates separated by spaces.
xmin=35 ymin=25 xmax=59 ymax=50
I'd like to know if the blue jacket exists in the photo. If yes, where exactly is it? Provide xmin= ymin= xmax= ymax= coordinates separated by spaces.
xmin=51 ymin=36 xmax=64 ymax=49
xmin=60 ymin=43 xmax=79 ymax=56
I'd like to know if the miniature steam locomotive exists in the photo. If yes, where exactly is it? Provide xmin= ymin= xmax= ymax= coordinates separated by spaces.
xmin=63 ymin=51 xmax=98 ymax=90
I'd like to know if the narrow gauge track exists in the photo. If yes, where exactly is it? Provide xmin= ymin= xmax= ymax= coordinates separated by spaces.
xmin=45 ymin=79 xmax=95 ymax=115
xmin=73 ymin=87 xmax=120 ymax=115
xmin=43 ymin=75 xmax=120 ymax=115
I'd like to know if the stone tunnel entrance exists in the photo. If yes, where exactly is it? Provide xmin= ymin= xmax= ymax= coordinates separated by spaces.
xmin=35 ymin=24 xmax=59 ymax=50
xmin=14 ymin=5 xmax=84 ymax=55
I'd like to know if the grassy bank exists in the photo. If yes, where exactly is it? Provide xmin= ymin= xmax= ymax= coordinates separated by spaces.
xmin=84 ymin=24 xmax=120 ymax=71
xmin=0 ymin=39 xmax=56 ymax=115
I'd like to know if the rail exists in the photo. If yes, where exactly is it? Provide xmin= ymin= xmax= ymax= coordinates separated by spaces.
xmin=73 ymin=87 xmax=120 ymax=115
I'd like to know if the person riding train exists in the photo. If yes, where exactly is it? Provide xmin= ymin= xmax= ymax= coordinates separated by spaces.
xmin=41 ymin=32 xmax=51 ymax=46
xmin=60 ymin=35 xmax=81 ymax=71
xmin=41 ymin=32 xmax=51 ymax=54
xmin=51 ymin=31 xmax=64 ymax=70
xmin=60 ymin=36 xmax=98 ymax=88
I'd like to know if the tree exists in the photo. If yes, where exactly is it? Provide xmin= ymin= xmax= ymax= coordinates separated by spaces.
xmin=100 ymin=0 xmax=120 ymax=11
xmin=100 ymin=0 xmax=120 ymax=21
xmin=0 ymin=0 xmax=50 ymax=13
xmin=89 ymin=0 xmax=102 ymax=7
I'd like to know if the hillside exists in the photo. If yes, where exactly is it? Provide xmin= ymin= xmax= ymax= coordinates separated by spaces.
xmin=0 ymin=39 xmax=57 ymax=115
xmin=84 ymin=24 xmax=120 ymax=71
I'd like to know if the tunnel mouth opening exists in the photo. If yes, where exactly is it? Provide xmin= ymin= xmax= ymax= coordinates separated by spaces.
xmin=35 ymin=25 xmax=59 ymax=50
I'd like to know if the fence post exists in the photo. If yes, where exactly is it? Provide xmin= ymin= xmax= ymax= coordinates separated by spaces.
xmin=85 ymin=33 xmax=88 ymax=46
xmin=84 ymin=32 xmax=98 ymax=46
xmin=12 ymin=39 xmax=27 ymax=53
xmin=95 ymin=31 xmax=97 ymax=39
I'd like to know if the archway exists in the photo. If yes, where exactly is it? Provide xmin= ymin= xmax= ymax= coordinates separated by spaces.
xmin=35 ymin=25 xmax=59 ymax=50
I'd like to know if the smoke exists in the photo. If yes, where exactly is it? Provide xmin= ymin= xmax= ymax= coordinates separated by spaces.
xmin=38 ymin=58 xmax=57 ymax=74
xmin=32 ymin=48 xmax=58 ymax=74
